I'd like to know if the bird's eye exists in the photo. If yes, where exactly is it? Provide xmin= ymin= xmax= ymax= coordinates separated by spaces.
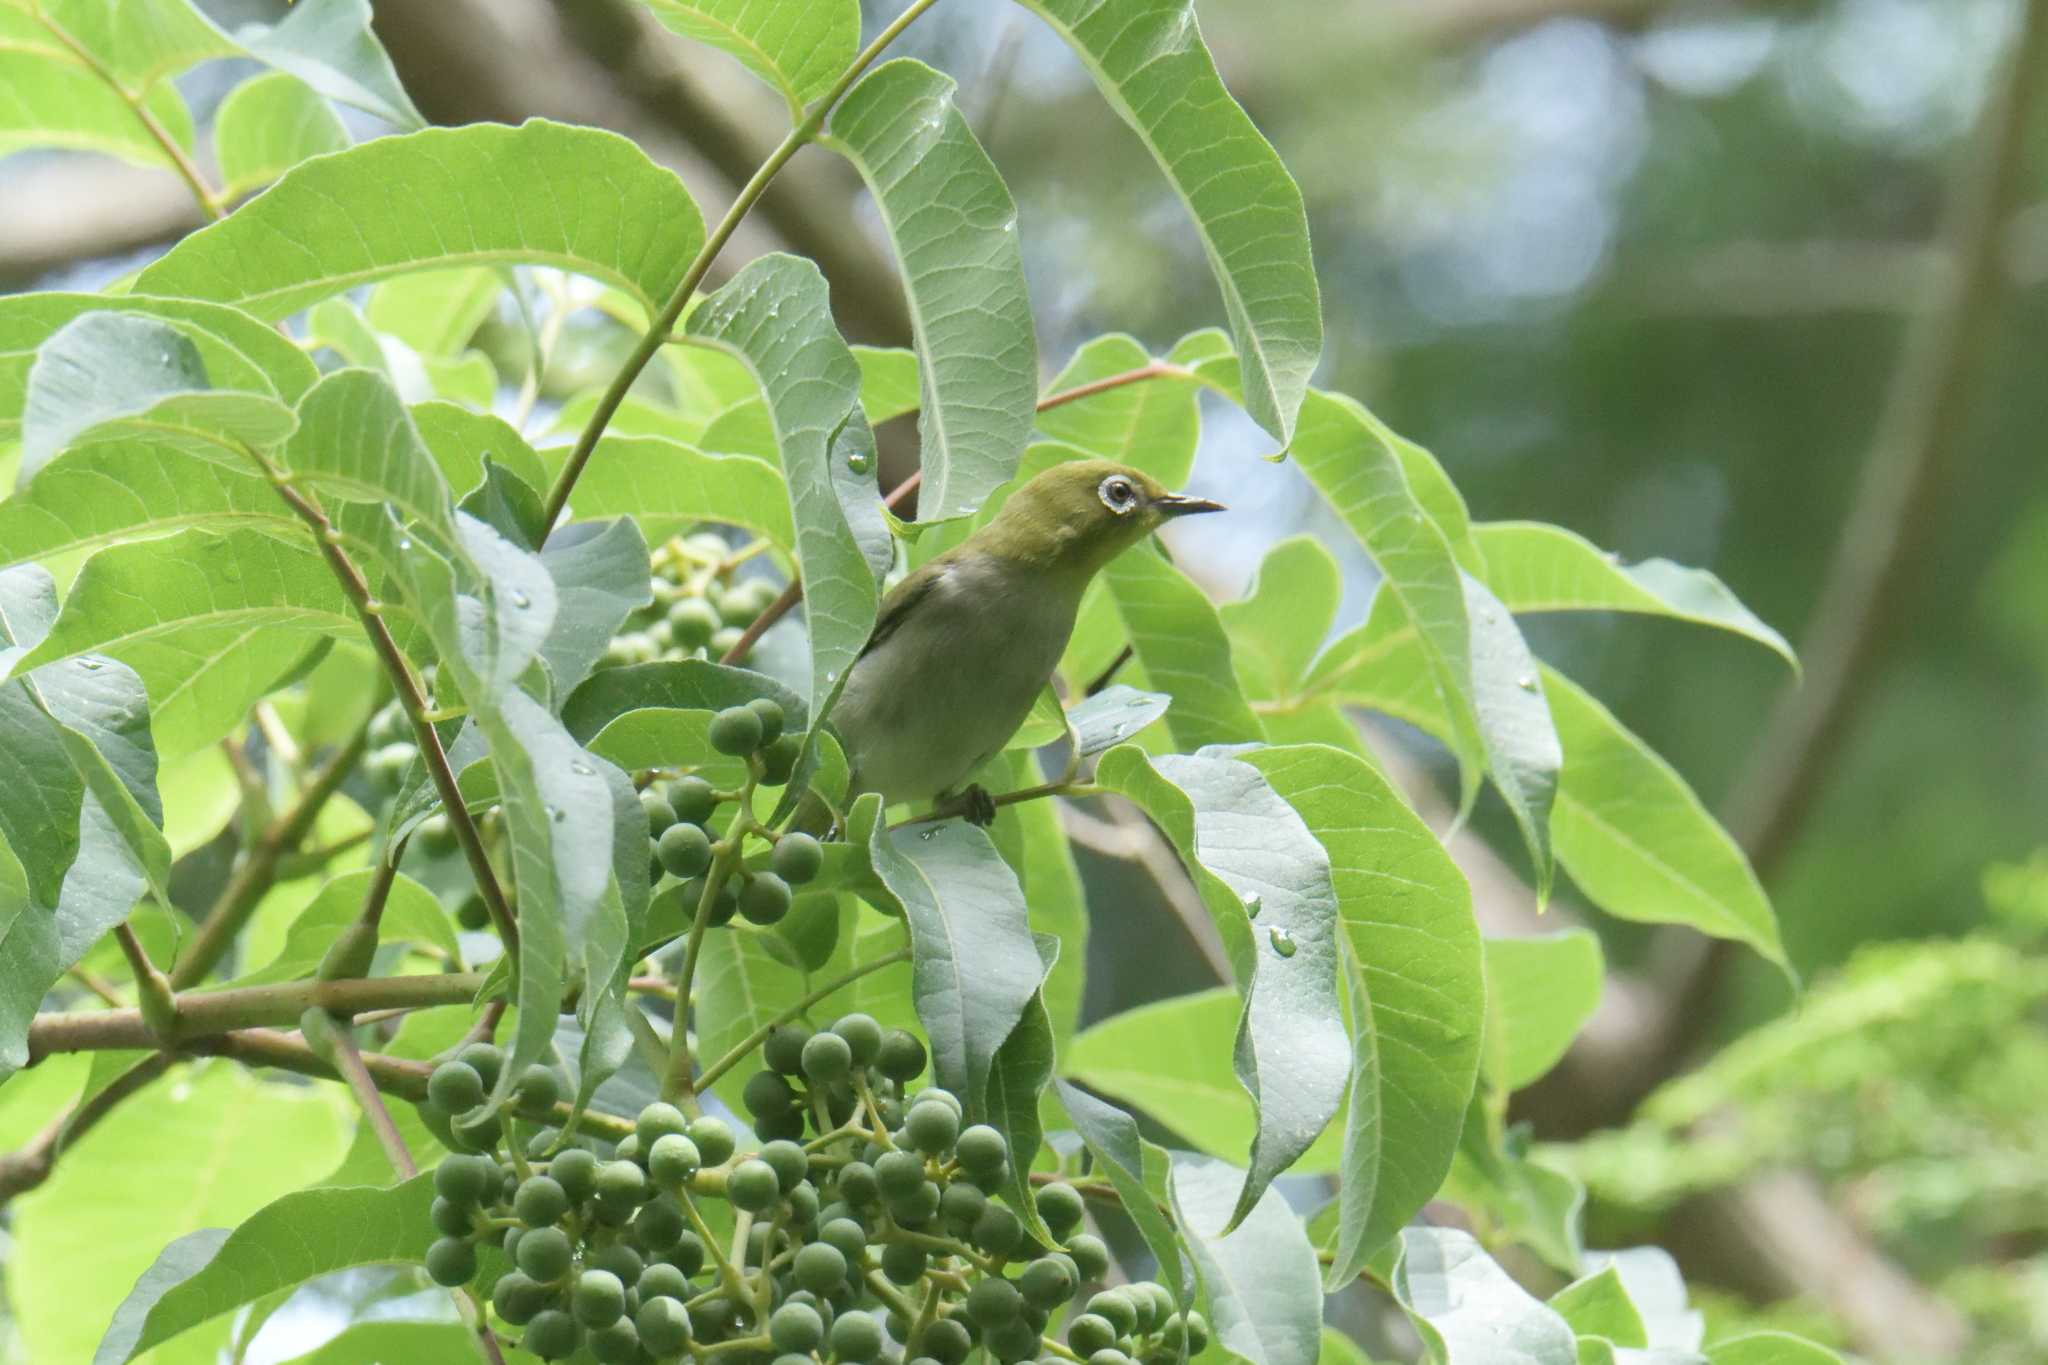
xmin=1098 ymin=476 xmax=1137 ymax=515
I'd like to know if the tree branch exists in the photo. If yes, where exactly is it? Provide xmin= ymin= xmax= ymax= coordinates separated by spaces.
xmin=0 ymin=1053 xmax=177 ymax=1206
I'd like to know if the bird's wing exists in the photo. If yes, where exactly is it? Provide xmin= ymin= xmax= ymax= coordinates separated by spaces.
xmin=858 ymin=557 xmax=949 ymax=661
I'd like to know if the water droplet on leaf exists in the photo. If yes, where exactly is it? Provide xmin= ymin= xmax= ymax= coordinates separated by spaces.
xmin=1244 ymin=894 xmax=1262 ymax=919
xmin=548 ymin=806 xmax=566 ymax=823
xmin=845 ymin=450 xmax=873 ymax=475
xmin=77 ymin=656 xmax=103 ymax=671
xmin=1516 ymin=674 xmax=1537 ymax=692
xmin=510 ymin=590 xmax=531 ymax=609
xmin=1267 ymin=926 xmax=1296 ymax=958
xmin=570 ymin=761 xmax=594 ymax=776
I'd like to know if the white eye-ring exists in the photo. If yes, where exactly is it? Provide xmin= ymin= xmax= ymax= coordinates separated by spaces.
xmin=1098 ymin=476 xmax=1139 ymax=515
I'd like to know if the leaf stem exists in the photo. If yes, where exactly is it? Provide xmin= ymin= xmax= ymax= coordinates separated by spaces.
xmin=663 ymin=787 xmax=756 ymax=1101
xmin=692 ymin=946 xmax=912 ymax=1091
xmin=329 ymin=1024 xmax=418 ymax=1179
xmin=540 ymin=0 xmax=947 ymax=535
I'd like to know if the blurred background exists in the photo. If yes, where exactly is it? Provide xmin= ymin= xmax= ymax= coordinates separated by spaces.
xmin=6 ymin=0 xmax=2046 ymax=1360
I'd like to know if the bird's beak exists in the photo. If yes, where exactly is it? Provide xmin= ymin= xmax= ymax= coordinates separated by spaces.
xmin=1154 ymin=492 xmax=1226 ymax=517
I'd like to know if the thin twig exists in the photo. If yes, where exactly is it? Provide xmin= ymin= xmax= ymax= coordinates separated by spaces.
xmin=329 ymin=1025 xmax=418 ymax=1179
xmin=694 ymin=946 xmax=912 ymax=1091
xmin=0 ymin=1053 xmax=176 ymax=1205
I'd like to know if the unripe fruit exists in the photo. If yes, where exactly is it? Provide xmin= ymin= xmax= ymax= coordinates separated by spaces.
xmin=739 ymin=871 xmax=793 ymax=926
xmin=524 ymin=1308 xmax=581 ymax=1360
xmin=492 ymin=1271 xmax=550 ymax=1326
xmin=1066 ymin=1315 xmax=1117 ymax=1357
xmin=455 ymin=894 xmax=491 ymax=930
xmin=1020 ymin=1255 xmax=1077 ymax=1308
xmin=939 ymin=1180 xmax=986 ymax=1231
xmin=1133 ymin=1282 xmax=1174 ymax=1332
xmin=549 ymin=1147 xmax=598 ymax=1203
xmin=669 ymin=597 xmax=719 ymax=649
xmin=708 ymin=705 xmax=763 ymax=756
xmin=875 ymin=1149 xmax=926 ymax=1199
xmin=587 ymin=1318 xmax=640 ymax=1364
xmin=680 ymin=874 xmax=739 ymax=926
xmin=891 ymin=1179 xmax=941 ymax=1227
xmin=830 ymin=1311 xmax=885 ymax=1362
xmin=433 ymin=1152 xmax=495 ymax=1206
xmin=1088 ymin=1290 xmax=1138 ymax=1337
xmin=430 ymin=1196 xmax=472 ymax=1238
xmin=657 ymin=823 xmax=713 ymax=878
xmin=667 ymin=1230 xmax=707 ymax=1278
xmin=638 ymin=1261 xmax=691 ymax=1302
xmin=818 ymin=1217 xmax=866 ymax=1262
xmin=986 ymin=1319 xmax=1041 ymax=1364
xmin=968 ymin=1276 xmax=1024 ymax=1327
xmin=595 ymin=1160 xmax=647 ymax=1215
xmin=770 ymin=1302 xmax=825 ymax=1353
xmin=425 ymin=1236 xmax=477 ymax=1287
xmin=743 ymin=1069 xmax=796 ymax=1119
xmin=955 ymin=1124 xmax=1009 ymax=1176
xmin=760 ymin=733 xmax=801 ymax=784
xmin=772 ymin=832 xmax=823 ymax=884
xmin=590 ymin=1242 xmax=644 ymax=1285
xmin=906 ymin=1101 xmax=960 ymax=1155
xmin=801 ymin=1029 xmax=853 ymax=1083
xmin=639 ymin=1295 xmax=693 ymax=1354
xmin=642 ymin=790 xmax=678 ymax=837
xmin=972 ymin=1203 xmax=1024 ymax=1257
xmin=427 ymin=1060 xmax=485 ymax=1114
xmin=880 ymin=1239 xmax=928 ymax=1284
xmin=514 ymin=1175 xmax=569 ymax=1227
xmin=573 ymin=1269 xmax=627 ymax=1328
xmin=760 ymin=1139 xmax=810 ymax=1193
xmin=635 ymin=1194 xmax=687 ymax=1251
xmin=792 ymin=1240 xmax=848 ymax=1294
xmin=456 ymin=1043 xmax=505 ymax=1090
xmin=1087 ymin=1351 xmax=1134 ymax=1365
xmin=1065 ymin=1232 xmax=1110 ymax=1281
xmin=516 ymin=1225 xmax=574 ymax=1282
xmin=449 ymin=1105 xmax=502 ymax=1153
xmin=877 ymin=1028 xmax=928 ymax=1082
xmin=922 ymin=1317 xmax=974 ymax=1365
xmin=747 ymin=697 xmax=786 ymax=745
xmin=636 ymin=1101 xmax=689 ymax=1149
xmin=763 ymin=1022 xmax=812 ymax=1074
xmin=728 ymin=1158 xmax=780 ymax=1213
xmin=1035 ymin=1181 xmax=1086 ymax=1238
xmin=911 ymin=1086 xmax=962 ymax=1116
xmin=686 ymin=1116 xmax=735 ymax=1167
xmin=668 ymin=776 xmax=718 ymax=826
xmin=837 ymin=1160 xmax=879 ymax=1207
xmin=831 ymin=1013 xmax=884 ymax=1065
xmin=647 ymin=1133 xmax=701 ymax=1187
xmin=513 ymin=1064 xmax=560 ymax=1111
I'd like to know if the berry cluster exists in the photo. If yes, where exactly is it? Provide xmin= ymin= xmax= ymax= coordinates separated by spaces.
xmin=604 ymin=533 xmax=783 ymax=670
xmin=417 ymin=1018 xmax=1205 ymax=1365
xmin=642 ymin=696 xmax=818 ymax=929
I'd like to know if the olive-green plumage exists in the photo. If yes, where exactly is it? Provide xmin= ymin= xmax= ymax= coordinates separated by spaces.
xmin=825 ymin=458 xmax=1221 ymax=821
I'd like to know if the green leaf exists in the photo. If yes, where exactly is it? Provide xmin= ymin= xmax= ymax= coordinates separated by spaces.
xmin=7 ymin=1064 xmax=348 ymax=1364
xmin=1392 ymin=1227 xmax=1579 ymax=1365
xmin=861 ymin=809 xmax=1042 ymax=1117
xmin=999 ymin=751 xmax=1088 ymax=1044
xmin=273 ymin=1322 xmax=481 ymax=1365
xmin=411 ymin=401 xmax=550 ymax=500
xmin=93 ymin=1173 xmax=436 ymax=1364
xmin=1472 ymin=522 xmax=1795 ymax=670
xmin=1065 ymin=684 xmax=1172 ymax=757
xmin=1706 ymin=1334 xmax=1843 ymax=1365
xmin=1583 ymin=1249 xmax=1702 ymax=1352
xmin=1545 ymin=669 xmax=1786 ymax=967
xmin=536 ymin=518 xmax=653 ymax=701
xmin=1100 ymin=537 xmax=1264 ymax=751
xmin=280 ymin=369 xmax=461 ymax=553
xmin=635 ymin=0 xmax=857 ymax=110
xmin=854 ymin=345 xmax=920 ymax=425
xmin=213 ymin=71 xmax=350 ymax=199
xmin=0 ymin=567 xmax=86 ymax=903
xmin=1486 ymin=931 xmax=1603 ymax=1091
xmin=1321 ymin=1328 xmax=1380 ymax=1365
xmin=1092 ymin=747 xmax=1348 ymax=1227
xmin=0 ymin=293 xmax=320 ymax=448
xmin=366 ymin=269 xmax=502 ymax=358
xmin=224 ymin=0 xmax=424 ymax=129
xmin=1170 ymin=1154 xmax=1323 ymax=1365
xmin=1037 ymin=334 xmax=1198 ymax=483
xmin=827 ymin=59 xmax=1035 ymax=521
xmin=1238 ymin=743 xmax=1483 ymax=1285
xmin=19 ymin=311 xmax=295 ymax=484
xmin=1440 ymin=1089 xmax=1585 ymax=1274
xmin=550 ymin=435 xmax=796 ymax=550
xmin=1011 ymin=0 xmax=1320 ymax=443
xmin=1221 ymin=534 xmax=1341 ymax=702
xmin=138 ymin=120 xmax=705 ymax=321
xmin=1055 ymin=1080 xmax=1191 ymax=1302
xmin=222 ymin=867 xmax=455 ymax=986
xmin=0 ymin=0 xmax=223 ymax=164
xmin=694 ymin=925 xmax=808 ymax=1116
xmin=1548 ymin=1266 xmax=1648 ymax=1348
xmin=683 ymin=255 xmax=883 ymax=717
xmin=563 ymin=658 xmax=807 ymax=790
xmin=985 ymin=936 xmax=1059 ymax=1241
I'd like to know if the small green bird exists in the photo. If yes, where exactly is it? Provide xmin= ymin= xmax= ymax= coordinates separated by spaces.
xmin=824 ymin=458 xmax=1222 ymax=825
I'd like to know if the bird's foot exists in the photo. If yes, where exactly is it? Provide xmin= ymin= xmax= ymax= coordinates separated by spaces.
xmin=936 ymin=784 xmax=998 ymax=827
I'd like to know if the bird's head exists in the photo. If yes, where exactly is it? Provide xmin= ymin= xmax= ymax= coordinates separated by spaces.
xmin=978 ymin=458 xmax=1225 ymax=580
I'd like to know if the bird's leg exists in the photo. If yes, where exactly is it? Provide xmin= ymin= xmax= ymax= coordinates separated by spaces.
xmin=933 ymin=784 xmax=998 ymax=828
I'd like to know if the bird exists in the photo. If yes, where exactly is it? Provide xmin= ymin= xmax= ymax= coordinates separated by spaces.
xmin=815 ymin=457 xmax=1223 ymax=829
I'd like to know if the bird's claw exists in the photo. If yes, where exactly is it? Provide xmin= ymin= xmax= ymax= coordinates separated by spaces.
xmin=936 ymin=784 xmax=998 ymax=827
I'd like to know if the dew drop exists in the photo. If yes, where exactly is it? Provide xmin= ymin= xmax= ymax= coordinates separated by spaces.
xmin=919 ymin=828 xmax=936 ymax=841
xmin=1267 ymin=926 xmax=1296 ymax=958
xmin=1516 ymin=674 xmax=1537 ymax=692
xmin=845 ymin=450 xmax=873 ymax=475
xmin=1243 ymin=893 xmax=1262 ymax=919
xmin=548 ymin=806 xmax=566 ymax=823
xmin=397 ymin=537 xmax=413 ymax=552
xmin=1126 ymin=696 xmax=1150 ymax=708
xmin=825 ymin=671 xmax=838 ymax=683
xmin=510 ymin=590 xmax=532 ymax=609
xmin=77 ymin=656 xmax=104 ymax=671
xmin=570 ymin=761 xmax=594 ymax=776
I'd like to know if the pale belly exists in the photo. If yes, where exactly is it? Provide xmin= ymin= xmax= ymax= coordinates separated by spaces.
xmin=830 ymin=564 xmax=1077 ymax=806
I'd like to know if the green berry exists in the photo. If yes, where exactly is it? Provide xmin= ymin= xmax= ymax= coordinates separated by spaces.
xmin=877 ymin=1029 xmax=927 ymax=1083
xmin=747 ymin=697 xmax=786 ymax=745
xmin=800 ymin=1029 xmax=853 ymax=1084
xmin=669 ymin=597 xmax=719 ymax=649
xmin=968 ymin=1276 xmax=1024 ymax=1328
xmin=955 ymin=1124 xmax=1008 ymax=1176
xmin=743 ymin=1069 xmax=796 ymax=1119
xmin=686 ymin=1116 xmax=735 ymax=1167
xmin=448 ymin=1105 xmax=502 ymax=1153
xmin=708 ymin=705 xmax=763 ymax=756
xmin=880 ymin=1238 xmax=928 ymax=1284
xmin=669 ymin=776 xmax=718 ymax=825
xmin=939 ymin=1181 xmax=986 ymax=1233
xmin=590 ymin=1242 xmax=645 ymax=1285
xmin=588 ymin=1318 xmax=640 ymax=1364
xmin=666 ymin=1230 xmax=706 ymax=1278
xmin=548 ymin=1147 xmax=598 ymax=1203
xmin=1066 ymin=1232 xmax=1109 ymax=1281
xmin=456 ymin=1043 xmax=504 ymax=1091
xmin=792 ymin=1240 xmax=847 ymax=1294
xmin=1020 ymin=1255 xmax=1077 ymax=1308
xmin=761 ymin=1139 xmax=810 ymax=1193
xmin=738 ymin=872 xmax=792 ymax=926
xmin=829 ymin=1311 xmax=885 ymax=1362
xmin=454 ymin=894 xmax=491 ymax=930
xmin=513 ymin=1064 xmax=560 ymax=1111
xmin=432 ymin=1152 xmax=494 ymax=1206
xmin=427 ymin=1060 xmax=485 ymax=1113
xmin=516 ymin=1224 xmax=573 ymax=1282
xmin=1132 ymin=1282 xmax=1174 ymax=1332
xmin=818 ymin=1217 xmax=866 ymax=1262
xmin=615 ymin=1133 xmax=643 ymax=1165
xmin=648 ymin=1133 xmax=702 ymax=1187
xmin=1035 ymin=1181 xmax=1086 ymax=1238
xmin=875 ymin=1149 xmax=926 ymax=1199
xmin=986 ymin=1319 xmax=1041 ymax=1364
xmin=1183 ymin=1311 xmax=1209 ymax=1353
xmin=572 ymin=1269 xmax=627 ymax=1328
xmin=639 ymin=1261 xmax=691 ymax=1301
xmin=425 ymin=1236 xmax=477 ymax=1287
xmin=728 ymin=1158 xmax=780 ymax=1213
xmin=972 ymin=1203 xmax=1024 ymax=1257
xmin=922 ymin=1317 xmax=974 ymax=1365
xmin=837 ymin=1160 xmax=879 ymax=1207
xmin=905 ymin=1101 xmax=960 ymax=1156
xmin=1067 ymin=1314 xmax=1116 ymax=1357
xmin=771 ymin=832 xmax=823 ymax=885
xmin=430 ymin=1196 xmax=472 ymax=1239
xmin=762 ymin=1022 xmax=813 ymax=1074
xmin=680 ymin=874 xmax=739 ymax=927
xmin=523 ymin=1308 xmax=582 ymax=1360
xmin=771 ymin=1302 xmax=825 ymax=1353
xmin=760 ymin=733 xmax=801 ymax=785
xmin=637 ymin=1101 xmax=690 ymax=1149
xmin=639 ymin=1295 xmax=693 ymax=1354
xmin=635 ymin=1194 xmax=687 ymax=1250
xmin=831 ymin=1013 xmax=884 ymax=1065
xmin=1087 ymin=1351 xmax=1134 ymax=1365
xmin=1088 ymin=1290 xmax=1138 ymax=1337
xmin=642 ymin=790 xmax=678 ymax=837
xmin=595 ymin=1159 xmax=647 ymax=1213
xmin=657 ymin=823 xmax=713 ymax=878
xmin=514 ymin=1175 xmax=568 ymax=1227
xmin=911 ymin=1086 xmax=961 ymax=1115
xmin=491 ymin=1271 xmax=550 ymax=1326
xmin=891 ymin=1179 xmax=942 ymax=1227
